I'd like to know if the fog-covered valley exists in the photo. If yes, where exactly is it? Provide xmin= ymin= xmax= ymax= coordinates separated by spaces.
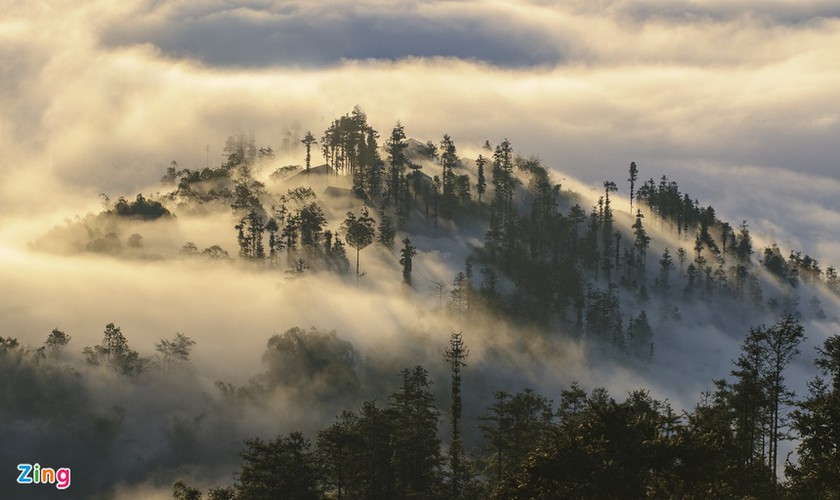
xmin=2 ymin=119 xmax=839 ymax=497
xmin=4 ymin=1 xmax=840 ymax=498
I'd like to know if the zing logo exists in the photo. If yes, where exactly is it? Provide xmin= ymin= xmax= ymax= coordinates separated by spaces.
xmin=16 ymin=463 xmax=71 ymax=490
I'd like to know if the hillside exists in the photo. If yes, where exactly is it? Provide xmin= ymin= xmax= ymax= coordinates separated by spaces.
xmin=2 ymin=107 xmax=840 ymax=498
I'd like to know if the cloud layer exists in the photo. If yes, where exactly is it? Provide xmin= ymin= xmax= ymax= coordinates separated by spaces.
xmin=3 ymin=0 xmax=839 ymax=267
xmin=2 ymin=2 xmax=840 ymax=494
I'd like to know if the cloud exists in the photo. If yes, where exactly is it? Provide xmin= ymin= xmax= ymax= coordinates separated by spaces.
xmin=2 ymin=1 xmax=840 ymax=493
xmin=611 ymin=0 xmax=840 ymax=24
xmin=4 ymin=0 xmax=840 ymax=263
xmin=96 ymin=0 xmax=566 ymax=68
xmin=88 ymin=0 xmax=840 ymax=69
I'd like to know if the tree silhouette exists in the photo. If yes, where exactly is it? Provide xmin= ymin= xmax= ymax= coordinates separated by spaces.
xmin=316 ymin=410 xmax=359 ymax=500
xmin=444 ymin=332 xmax=471 ymax=498
xmin=628 ymin=161 xmax=638 ymax=211
xmin=301 ymin=131 xmax=317 ymax=173
xmin=342 ymin=208 xmax=376 ymax=280
xmin=82 ymin=323 xmax=146 ymax=376
xmin=440 ymin=134 xmax=460 ymax=218
xmin=753 ymin=315 xmax=805 ymax=485
xmin=44 ymin=328 xmax=71 ymax=354
xmin=479 ymin=389 xmax=553 ymax=487
xmin=787 ymin=334 xmax=840 ymax=497
xmin=378 ymin=210 xmax=397 ymax=249
xmin=238 ymin=432 xmax=322 ymax=499
xmin=389 ymin=365 xmax=443 ymax=497
xmin=476 ymin=154 xmax=487 ymax=203
xmin=386 ymin=122 xmax=408 ymax=207
xmin=602 ymin=181 xmax=618 ymax=281
xmin=399 ymin=238 xmax=417 ymax=287
xmin=155 ymin=332 xmax=196 ymax=371
xmin=633 ymin=209 xmax=651 ymax=277
xmin=172 ymin=481 xmax=201 ymax=500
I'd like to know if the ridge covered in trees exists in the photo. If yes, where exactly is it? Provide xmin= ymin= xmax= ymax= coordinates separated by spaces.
xmin=4 ymin=314 xmax=836 ymax=498
xmin=10 ymin=106 xmax=840 ymax=498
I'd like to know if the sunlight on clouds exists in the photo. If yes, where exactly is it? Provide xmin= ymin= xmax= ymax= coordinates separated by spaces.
xmin=2 ymin=0 xmax=839 ymax=327
xmin=3 ymin=2 xmax=840 ymax=496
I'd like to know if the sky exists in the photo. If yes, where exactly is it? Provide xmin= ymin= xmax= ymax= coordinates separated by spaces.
xmin=1 ymin=0 xmax=839 ymax=410
xmin=2 ymin=1 xmax=840 ymax=494
xmin=2 ymin=0 xmax=840 ymax=265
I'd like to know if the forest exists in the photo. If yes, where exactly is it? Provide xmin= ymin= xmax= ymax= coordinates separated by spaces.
xmin=3 ymin=106 xmax=840 ymax=499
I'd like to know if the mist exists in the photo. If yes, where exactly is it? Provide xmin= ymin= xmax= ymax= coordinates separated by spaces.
xmin=4 ymin=1 xmax=840 ymax=260
xmin=3 ymin=137 xmax=837 ymax=495
xmin=3 ymin=0 xmax=840 ymax=497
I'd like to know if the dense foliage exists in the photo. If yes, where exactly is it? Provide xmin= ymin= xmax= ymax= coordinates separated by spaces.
xmin=13 ymin=106 xmax=840 ymax=498
xmin=162 ymin=316 xmax=840 ymax=499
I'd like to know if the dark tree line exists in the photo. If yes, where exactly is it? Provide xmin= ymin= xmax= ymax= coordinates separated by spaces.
xmin=158 ymin=111 xmax=454 ymax=283
xmin=166 ymin=315 xmax=840 ymax=499
xmin=446 ymin=153 xmax=840 ymax=357
xmin=0 ymin=318 xmax=834 ymax=498
xmin=233 ymin=187 xmax=351 ymax=275
xmin=317 ymin=108 xmax=477 ymax=228
xmin=153 ymin=112 xmax=840 ymax=336
xmin=153 ymin=113 xmax=840 ymax=319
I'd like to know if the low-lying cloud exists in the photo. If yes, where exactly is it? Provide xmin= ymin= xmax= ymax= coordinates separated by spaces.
xmin=2 ymin=1 xmax=840 ymax=495
xmin=4 ymin=0 xmax=840 ymax=267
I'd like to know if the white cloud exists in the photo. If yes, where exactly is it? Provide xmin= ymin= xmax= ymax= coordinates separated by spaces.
xmin=3 ymin=0 xmax=840 ymax=260
xmin=2 ymin=2 xmax=840 ymax=492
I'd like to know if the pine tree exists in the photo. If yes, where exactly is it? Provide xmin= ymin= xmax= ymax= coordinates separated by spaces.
xmin=236 ymin=209 xmax=266 ymax=260
xmin=298 ymin=202 xmax=327 ymax=249
xmin=585 ymin=286 xmax=623 ymax=347
xmin=735 ymin=220 xmax=753 ymax=262
xmin=389 ymin=366 xmax=443 ymax=498
xmin=486 ymin=139 xmax=516 ymax=261
xmin=676 ymin=247 xmax=687 ymax=270
xmin=656 ymin=248 xmax=675 ymax=294
xmin=265 ymin=217 xmax=279 ymax=259
xmin=363 ymin=128 xmax=383 ymax=199
xmin=327 ymin=234 xmax=350 ymax=275
xmin=353 ymin=401 xmax=398 ymax=498
xmin=450 ymin=272 xmax=471 ymax=315
xmin=787 ymin=335 xmax=840 ymax=497
xmin=633 ymin=209 xmax=651 ymax=278
xmin=238 ymin=432 xmax=323 ymax=499
xmin=399 ymin=238 xmax=417 ymax=287
xmin=316 ymin=410 xmax=360 ymax=500
xmin=628 ymin=161 xmax=639 ymax=211
xmin=825 ymin=266 xmax=840 ymax=296
xmin=422 ymin=140 xmax=438 ymax=161
xmin=479 ymin=389 xmax=553 ymax=487
xmin=301 ymin=131 xmax=317 ymax=173
xmin=440 ymin=134 xmax=459 ymax=218
xmin=627 ymin=311 xmax=653 ymax=359
xmin=320 ymin=107 xmax=378 ymax=193
xmin=721 ymin=221 xmax=733 ymax=256
xmin=342 ymin=208 xmax=376 ymax=281
xmin=432 ymin=175 xmax=441 ymax=229
xmin=378 ymin=210 xmax=397 ymax=249
xmin=754 ymin=315 xmax=805 ymax=485
xmin=476 ymin=154 xmax=487 ymax=203
xmin=725 ymin=345 xmax=773 ymax=490
xmin=386 ymin=122 xmax=408 ymax=207
xmin=722 ymin=315 xmax=805 ymax=489
xmin=409 ymin=162 xmax=424 ymax=202
xmin=602 ymin=181 xmax=617 ymax=281
xmin=444 ymin=332 xmax=471 ymax=498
